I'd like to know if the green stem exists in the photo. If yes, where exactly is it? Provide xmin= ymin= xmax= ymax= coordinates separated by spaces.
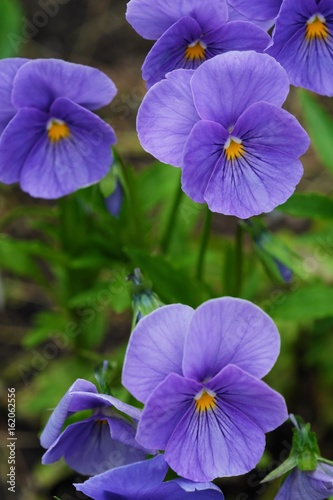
xmin=234 ymin=221 xmax=244 ymax=297
xmin=196 ymin=206 xmax=213 ymax=281
xmin=160 ymin=180 xmax=183 ymax=254
xmin=115 ymin=150 xmax=145 ymax=247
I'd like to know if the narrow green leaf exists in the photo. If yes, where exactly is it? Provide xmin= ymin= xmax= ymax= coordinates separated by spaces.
xmin=271 ymin=283 xmax=333 ymax=321
xmin=299 ymin=90 xmax=333 ymax=173
xmin=279 ymin=193 xmax=333 ymax=220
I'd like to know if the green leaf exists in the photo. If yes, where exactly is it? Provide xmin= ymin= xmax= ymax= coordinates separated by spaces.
xmin=261 ymin=456 xmax=297 ymax=483
xmin=0 ymin=0 xmax=22 ymax=58
xmin=279 ymin=193 xmax=333 ymax=220
xmin=271 ymin=283 xmax=333 ymax=321
xmin=299 ymin=90 xmax=333 ymax=173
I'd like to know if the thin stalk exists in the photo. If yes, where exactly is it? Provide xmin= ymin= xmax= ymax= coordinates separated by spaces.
xmin=234 ymin=221 xmax=244 ymax=297
xmin=196 ymin=206 xmax=213 ymax=281
xmin=160 ymin=181 xmax=183 ymax=254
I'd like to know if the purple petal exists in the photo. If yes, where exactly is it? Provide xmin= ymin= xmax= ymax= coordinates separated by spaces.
xmin=0 ymin=58 xmax=28 ymax=134
xmin=203 ymin=22 xmax=270 ymax=53
xmin=122 ymin=304 xmax=194 ymax=403
xmin=126 ymin=0 xmax=228 ymax=40
xmin=105 ymin=179 xmax=123 ymax=217
xmin=183 ymin=298 xmax=281 ymax=382
xmin=142 ymin=17 xmax=203 ymax=88
xmin=190 ymin=51 xmax=289 ymax=128
xmin=0 ymin=107 xmax=47 ymax=185
xmin=40 ymin=378 xmax=97 ymax=448
xmin=74 ymin=455 xmax=168 ymax=499
xmin=137 ymin=69 xmax=200 ymax=167
xmin=12 ymin=58 xmax=117 ymax=111
xmin=202 ymin=101 xmax=308 ymax=218
xmin=227 ymin=5 xmax=274 ymax=30
xmin=136 ymin=373 xmax=200 ymax=450
xmin=207 ymin=364 xmax=288 ymax=433
xmin=42 ymin=417 xmax=146 ymax=476
xmin=267 ymin=0 xmax=333 ymax=95
xmin=275 ymin=468 xmax=333 ymax=500
xmin=158 ymin=479 xmax=224 ymax=499
xmin=65 ymin=392 xmax=143 ymax=422
xmin=10 ymin=98 xmax=116 ymax=199
xmin=227 ymin=0 xmax=282 ymax=22
xmin=182 ymin=120 xmax=229 ymax=203
xmin=165 ymin=397 xmax=265 ymax=481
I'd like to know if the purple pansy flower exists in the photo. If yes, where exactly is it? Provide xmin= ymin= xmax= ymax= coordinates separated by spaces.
xmin=137 ymin=51 xmax=310 ymax=219
xmin=122 ymin=298 xmax=288 ymax=482
xmin=0 ymin=58 xmax=117 ymax=198
xmin=275 ymin=463 xmax=333 ymax=500
xmin=126 ymin=0 xmax=270 ymax=87
xmin=267 ymin=0 xmax=333 ymax=96
xmin=40 ymin=378 xmax=148 ymax=476
xmin=227 ymin=0 xmax=282 ymax=30
xmin=75 ymin=455 xmax=224 ymax=499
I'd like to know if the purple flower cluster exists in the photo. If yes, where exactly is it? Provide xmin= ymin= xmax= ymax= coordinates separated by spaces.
xmin=123 ymin=297 xmax=288 ymax=481
xmin=138 ymin=51 xmax=310 ymax=218
xmin=126 ymin=0 xmax=270 ymax=88
xmin=0 ymin=58 xmax=117 ymax=198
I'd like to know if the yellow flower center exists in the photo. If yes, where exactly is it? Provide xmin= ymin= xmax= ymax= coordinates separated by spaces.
xmin=306 ymin=14 xmax=328 ymax=41
xmin=47 ymin=119 xmax=70 ymax=143
xmin=224 ymin=137 xmax=244 ymax=161
xmin=185 ymin=40 xmax=206 ymax=61
xmin=195 ymin=389 xmax=217 ymax=412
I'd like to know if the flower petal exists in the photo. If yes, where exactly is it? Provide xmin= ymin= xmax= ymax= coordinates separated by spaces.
xmin=40 ymin=379 xmax=97 ymax=448
xmin=165 ymin=396 xmax=265 ymax=481
xmin=122 ymin=304 xmax=194 ymax=403
xmin=18 ymin=98 xmax=115 ymax=199
xmin=227 ymin=0 xmax=282 ymax=22
xmin=275 ymin=468 xmax=333 ymax=500
xmin=142 ymin=17 xmax=202 ymax=88
xmin=182 ymin=120 xmax=229 ymax=203
xmin=204 ymin=21 xmax=270 ymax=54
xmin=190 ymin=51 xmax=289 ymax=128
xmin=42 ymin=417 xmax=146 ymax=476
xmin=137 ymin=69 xmax=199 ymax=167
xmin=74 ymin=455 xmax=168 ymax=499
xmin=0 ymin=107 xmax=47 ymax=184
xmin=0 ymin=58 xmax=28 ymax=134
xmin=183 ymin=297 xmax=280 ymax=382
xmin=159 ymin=479 xmax=224 ymax=499
xmin=207 ymin=364 xmax=288 ymax=433
xmin=12 ymin=58 xmax=117 ymax=111
xmin=126 ymin=0 xmax=228 ymax=40
xmin=136 ymin=373 xmax=200 ymax=450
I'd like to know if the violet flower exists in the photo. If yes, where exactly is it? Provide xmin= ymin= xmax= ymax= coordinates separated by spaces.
xmin=126 ymin=0 xmax=270 ymax=87
xmin=122 ymin=297 xmax=288 ymax=482
xmin=75 ymin=455 xmax=224 ymax=499
xmin=137 ymin=51 xmax=310 ymax=219
xmin=40 ymin=378 xmax=148 ymax=476
xmin=267 ymin=0 xmax=333 ymax=96
xmin=0 ymin=58 xmax=117 ymax=198
xmin=275 ymin=463 xmax=333 ymax=500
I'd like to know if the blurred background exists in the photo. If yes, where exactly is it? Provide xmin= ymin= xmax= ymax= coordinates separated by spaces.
xmin=1 ymin=1 xmax=333 ymax=499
